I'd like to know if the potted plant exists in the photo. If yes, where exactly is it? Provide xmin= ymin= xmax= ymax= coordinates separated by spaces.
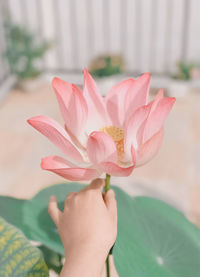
xmin=168 ymin=61 xmax=194 ymax=98
xmin=89 ymin=54 xmax=125 ymax=96
xmin=3 ymin=21 xmax=50 ymax=92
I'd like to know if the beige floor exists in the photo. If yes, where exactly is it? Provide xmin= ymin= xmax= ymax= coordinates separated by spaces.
xmin=0 ymin=83 xmax=200 ymax=227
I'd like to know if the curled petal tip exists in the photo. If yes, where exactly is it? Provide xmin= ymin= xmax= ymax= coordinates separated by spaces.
xmin=171 ymin=97 xmax=176 ymax=103
xmin=40 ymin=157 xmax=48 ymax=169
xmin=52 ymin=76 xmax=59 ymax=83
xmin=52 ymin=77 xmax=64 ymax=89
xmin=27 ymin=115 xmax=46 ymax=124
xmin=124 ymin=78 xmax=134 ymax=84
xmin=27 ymin=116 xmax=38 ymax=126
xmin=166 ymin=96 xmax=176 ymax=107
xmin=83 ymin=67 xmax=89 ymax=75
xmin=141 ymin=72 xmax=151 ymax=83
xmin=141 ymin=72 xmax=151 ymax=79
xmin=83 ymin=68 xmax=93 ymax=80
xmin=40 ymin=158 xmax=44 ymax=169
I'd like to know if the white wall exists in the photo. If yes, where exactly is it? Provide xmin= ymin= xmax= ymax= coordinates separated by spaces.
xmin=3 ymin=0 xmax=200 ymax=75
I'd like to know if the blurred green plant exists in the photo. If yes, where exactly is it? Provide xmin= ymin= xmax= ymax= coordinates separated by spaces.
xmin=0 ymin=217 xmax=48 ymax=277
xmin=89 ymin=54 xmax=125 ymax=77
xmin=3 ymin=21 xmax=50 ymax=80
xmin=173 ymin=60 xmax=200 ymax=81
xmin=173 ymin=61 xmax=193 ymax=80
xmin=39 ymin=245 xmax=63 ymax=274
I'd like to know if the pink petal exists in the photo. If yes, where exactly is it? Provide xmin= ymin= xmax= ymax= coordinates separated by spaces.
xmin=124 ymin=73 xmax=151 ymax=124
xmin=42 ymin=155 xmax=74 ymax=168
xmin=143 ymin=95 xmax=176 ymax=142
xmin=136 ymin=128 xmax=164 ymax=166
xmin=100 ymin=147 xmax=136 ymax=177
xmin=105 ymin=78 xmax=134 ymax=127
xmin=149 ymin=89 xmax=164 ymax=113
xmin=129 ymin=89 xmax=163 ymax=151
xmin=52 ymin=77 xmax=88 ymax=139
xmin=124 ymin=89 xmax=164 ymax=157
xmin=124 ymin=104 xmax=152 ymax=158
xmin=27 ymin=115 xmax=83 ymax=163
xmin=83 ymin=69 xmax=108 ymax=132
xmin=41 ymin=156 xmax=100 ymax=181
xmin=87 ymin=131 xmax=118 ymax=165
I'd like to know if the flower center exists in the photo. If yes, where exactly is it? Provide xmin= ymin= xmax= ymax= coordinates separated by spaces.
xmin=100 ymin=126 xmax=124 ymax=159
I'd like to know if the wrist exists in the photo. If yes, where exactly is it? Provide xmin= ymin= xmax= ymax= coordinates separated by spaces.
xmin=61 ymin=245 xmax=106 ymax=277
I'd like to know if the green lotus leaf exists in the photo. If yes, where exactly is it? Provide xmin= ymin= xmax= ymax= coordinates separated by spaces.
xmin=38 ymin=245 xmax=63 ymax=274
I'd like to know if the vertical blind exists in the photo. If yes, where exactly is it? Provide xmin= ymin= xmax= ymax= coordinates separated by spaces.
xmin=0 ymin=0 xmax=10 ymax=88
xmin=0 ymin=0 xmax=199 ymax=84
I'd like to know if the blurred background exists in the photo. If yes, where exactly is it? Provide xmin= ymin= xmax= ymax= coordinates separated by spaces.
xmin=0 ymin=0 xmax=200 ymax=227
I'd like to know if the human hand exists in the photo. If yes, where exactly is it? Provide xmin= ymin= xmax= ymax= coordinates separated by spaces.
xmin=48 ymin=178 xmax=117 ymax=277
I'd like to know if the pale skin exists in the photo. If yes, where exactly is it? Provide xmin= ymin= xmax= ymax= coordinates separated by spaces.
xmin=48 ymin=178 xmax=118 ymax=277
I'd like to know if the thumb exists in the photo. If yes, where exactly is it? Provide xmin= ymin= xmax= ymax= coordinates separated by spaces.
xmin=82 ymin=178 xmax=105 ymax=193
xmin=104 ymin=190 xmax=117 ymax=221
xmin=48 ymin=196 xmax=62 ymax=227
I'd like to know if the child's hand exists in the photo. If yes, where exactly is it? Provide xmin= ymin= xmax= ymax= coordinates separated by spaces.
xmin=48 ymin=178 xmax=117 ymax=277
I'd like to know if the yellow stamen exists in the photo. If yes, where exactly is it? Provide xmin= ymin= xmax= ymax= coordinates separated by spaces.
xmin=100 ymin=126 xmax=124 ymax=159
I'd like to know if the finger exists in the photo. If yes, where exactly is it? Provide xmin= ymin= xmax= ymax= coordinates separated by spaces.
xmin=109 ymin=255 xmax=119 ymax=277
xmin=80 ymin=178 xmax=105 ymax=193
xmin=64 ymin=192 xmax=76 ymax=208
xmin=104 ymin=190 xmax=117 ymax=220
xmin=48 ymin=196 xmax=62 ymax=227
xmin=65 ymin=192 xmax=76 ymax=201
xmin=89 ymin=178 xmax=105 ymax=192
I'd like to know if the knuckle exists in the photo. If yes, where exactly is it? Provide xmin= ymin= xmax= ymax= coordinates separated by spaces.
xmin=73 ymin=193 xmax=80 ymax=200
xmin=66 ymin=192 xmax=74 ymax=199
xmin=87 ymin=189 xmax=94 ymax=195
xmin=71 ymin=193 xmax=80 ymax=205
xmin=86 ymin=189 xmax=96 ymax=199
xmin=82 ymin=189 xmax=93 ymax=197
xmin=65 ymin=192 xmax=74 ymax=204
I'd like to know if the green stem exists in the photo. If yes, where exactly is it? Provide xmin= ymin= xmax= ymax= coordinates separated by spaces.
xmin=105 ymin=173 xmax=111 ymax=277
xmin=105 ymin=173 xmax=111 ymax=192
xmin=106 ymin=255 xmax=110 ymax=277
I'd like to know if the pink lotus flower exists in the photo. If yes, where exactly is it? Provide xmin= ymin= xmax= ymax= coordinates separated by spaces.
xmin=27 ymin=69 xmax=175 ymax=181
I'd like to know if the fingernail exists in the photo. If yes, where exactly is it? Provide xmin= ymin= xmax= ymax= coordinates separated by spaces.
xmin=50 ymin=195 xmax=56 ymax=201
xmin=108 ymin=190 xmax=115 ymax=196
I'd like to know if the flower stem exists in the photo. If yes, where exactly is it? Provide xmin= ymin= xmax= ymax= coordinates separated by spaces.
xmin=105 ymin=173 xmax=111 ymax=277
xmin=106 ymin=256 xmax=110 ymax=277
xmin=105 ymin=173 xmax=111 ymax=192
